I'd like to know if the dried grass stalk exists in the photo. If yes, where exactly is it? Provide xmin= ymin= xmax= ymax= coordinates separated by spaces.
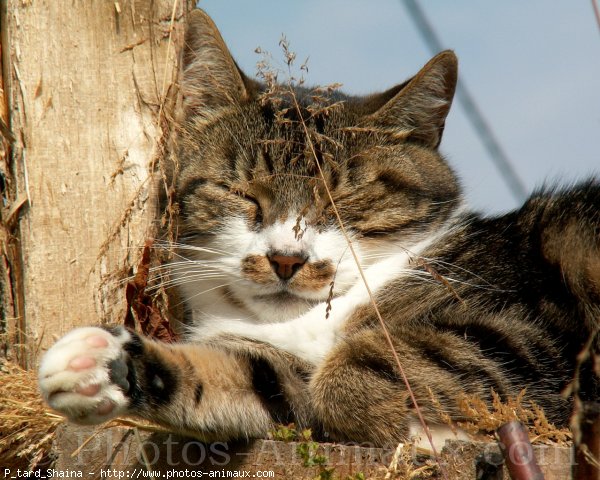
xmin=0 ymin=360 xmax=63 ymax=470
xmin=0 ymin=360 xmax=173 ymax=471
xmin=457 ymin=390 xmax=571 ymax=446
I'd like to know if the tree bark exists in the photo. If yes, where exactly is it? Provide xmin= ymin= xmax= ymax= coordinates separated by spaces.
xmin=0 ymin=0 xmax=192 ymax=368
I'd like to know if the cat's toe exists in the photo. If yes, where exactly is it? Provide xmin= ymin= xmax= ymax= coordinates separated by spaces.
xmin=39 ymin=326 xmax=132 ymax=424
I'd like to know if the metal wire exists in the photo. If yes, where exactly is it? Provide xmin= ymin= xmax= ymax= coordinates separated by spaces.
xmin=401 ymin=0 xmax=528 ymax=203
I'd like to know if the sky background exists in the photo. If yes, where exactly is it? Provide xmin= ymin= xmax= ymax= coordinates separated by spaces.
xmin=198 ymin=1 xmax=600 ymax=213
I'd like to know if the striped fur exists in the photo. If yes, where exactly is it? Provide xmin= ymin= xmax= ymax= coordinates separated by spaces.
xmin=39 ymin=9 xmax=599 ymax=448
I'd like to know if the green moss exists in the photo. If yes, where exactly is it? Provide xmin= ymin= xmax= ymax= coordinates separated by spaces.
xmin=270 ymin=424 xmax=366 ymax=480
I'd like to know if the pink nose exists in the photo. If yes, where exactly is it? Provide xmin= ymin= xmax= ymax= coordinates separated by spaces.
xmin=268 ymin=254 xmax=306 ymax=280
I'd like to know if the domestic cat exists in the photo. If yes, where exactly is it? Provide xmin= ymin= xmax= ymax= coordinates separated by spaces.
xmin=39 ymin=8 xmax=599 ymax=448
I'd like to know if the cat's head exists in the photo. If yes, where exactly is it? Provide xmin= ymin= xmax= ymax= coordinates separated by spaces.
xmin=169 ymin=9 xmax=462 ymax=322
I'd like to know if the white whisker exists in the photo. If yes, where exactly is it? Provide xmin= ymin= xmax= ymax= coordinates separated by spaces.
xmin=147 ymin=273 xmax=230 ymax=292
xmin=155 ymin=263 xmax=224 ymax=273
xmin=153 ymin=240 xmax=233 ymax=257
xmin=171 ymin=279 xmax=245 ymax=309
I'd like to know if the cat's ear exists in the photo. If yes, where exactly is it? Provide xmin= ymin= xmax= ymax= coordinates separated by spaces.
xmin=182 ymin=9 xmax=252 ymax=117
xmin=367 ymin=50 xmax=458 ymax=148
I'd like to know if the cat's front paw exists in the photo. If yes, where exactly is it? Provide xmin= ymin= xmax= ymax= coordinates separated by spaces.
xmin=39 ymin=326 xmax=132 ymax=424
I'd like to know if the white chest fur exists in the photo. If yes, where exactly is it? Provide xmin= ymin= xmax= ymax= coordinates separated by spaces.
xmin=187 ymin=235 xmax=437 ymax=365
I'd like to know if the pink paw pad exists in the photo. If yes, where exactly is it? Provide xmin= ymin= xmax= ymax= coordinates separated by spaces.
xmin=75 ymin=383 xmax=100 ymax=396
xmin=86 ymin=335 xmax=109 ymax=348
xmin=68 ymin=356 xmax=96 ymax=371
xmin=96 ymin=399 xmax=115 ymax=416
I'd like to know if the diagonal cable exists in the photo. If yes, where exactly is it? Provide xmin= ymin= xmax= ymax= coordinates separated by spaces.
xmin=401 ymin=0 xmax=528 ymax=203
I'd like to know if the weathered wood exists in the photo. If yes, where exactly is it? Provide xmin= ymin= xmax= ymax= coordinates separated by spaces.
xmin=0 ymin=0 xmax=27 ymax=366
xmin=0 ymin=0 xmax=192 ymax=367
xmin=50 ymin=425 xmax=574 ymax=480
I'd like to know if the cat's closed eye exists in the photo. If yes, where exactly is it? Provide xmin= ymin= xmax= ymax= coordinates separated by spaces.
xmin=244 ymin=196 xmax=263 ymax=225
xmin=228 ymin=188 xmax=262 ymax=224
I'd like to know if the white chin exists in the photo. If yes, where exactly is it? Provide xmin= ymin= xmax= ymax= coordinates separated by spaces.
xmin=254 ymin=291 xmax=319 ymax=303
xmin=238 ymin=291 xmax=321 ymax=323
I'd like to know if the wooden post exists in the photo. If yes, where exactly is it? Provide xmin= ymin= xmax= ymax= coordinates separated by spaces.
xmin=573 ymin=402 xmax=600 ymax=480
xmin=0 ymin=0 xmax=192 ymax=368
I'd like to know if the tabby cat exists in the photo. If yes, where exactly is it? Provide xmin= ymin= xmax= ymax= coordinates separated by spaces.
xmin=39 ymin=9 xmax=600 ymax=447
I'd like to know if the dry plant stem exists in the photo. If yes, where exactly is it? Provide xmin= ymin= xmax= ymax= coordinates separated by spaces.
xmin=157 ymin=0 xmax=179 ymax=123
xmin=287 ymin=89 xmax=446 ymax=477
xmin=70 ymin=429 xmax=103 ymax=458
xmin=384 ymin=442 xmax=405 ymax=479
xmin=572 ymin=402 xmax=600 ymax=480
xmin=134 ymin=427 xmax=156 ymax=479
xmin=593 ymin=0 xmax=600 ymax=33
xmin=569 ymin=331 xmax=597 ymax=445
xmin=155 ymin=1 xmax=182 ymax=248
xmin=70 ymin=418 xmax=173 ymax=460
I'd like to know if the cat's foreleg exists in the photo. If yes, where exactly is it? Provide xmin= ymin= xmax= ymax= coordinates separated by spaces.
xmin=310 ymin=329 xmax=474 ymax=448
xmin=39 ymin=326 xmax=309 ymax=441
